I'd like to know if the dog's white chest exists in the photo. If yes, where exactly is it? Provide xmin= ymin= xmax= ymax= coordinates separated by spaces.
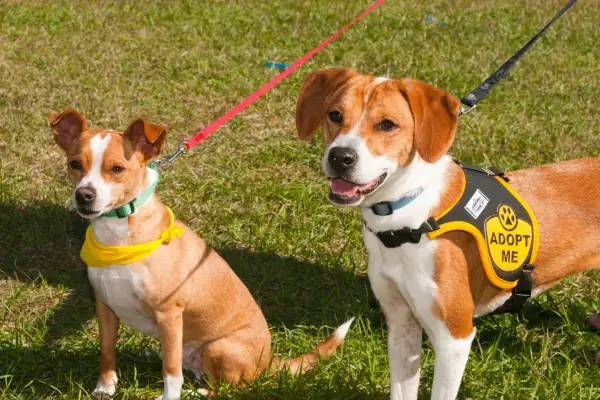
xmin=88 ymin=265 xmax=159 ymax=337
xmin=365 ymin=228 xmax=443 ymax=335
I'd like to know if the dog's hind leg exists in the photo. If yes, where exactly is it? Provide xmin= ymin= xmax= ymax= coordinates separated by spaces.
xmin=201 ymin=338 xmax=261 ymax=386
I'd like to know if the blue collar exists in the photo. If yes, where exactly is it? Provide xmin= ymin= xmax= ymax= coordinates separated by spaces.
xmin=368 ymin=187 xmax=424 ymax=216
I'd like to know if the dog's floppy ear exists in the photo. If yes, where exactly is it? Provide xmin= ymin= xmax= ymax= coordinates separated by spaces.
xmin=399 ymin=79 xmax=461 ymax=163
xmin=49 ymin=108 xmax=88 ymax=150
xmin=124 ymin=119 xmax=167 ymax=161
xmin=296 ymin=68 xmax=357 ymax=140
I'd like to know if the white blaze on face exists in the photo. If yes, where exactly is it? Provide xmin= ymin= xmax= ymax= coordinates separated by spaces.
xmin=322 ymin=79 xmax=398 ymax=185
xmin=73 ymin=134 xmax=112 ymax=215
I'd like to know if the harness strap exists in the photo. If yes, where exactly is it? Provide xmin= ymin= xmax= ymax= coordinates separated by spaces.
xmin=490 ymin=264 xmax=535 ymax=315
xmin=365 ymin=161 xmax=537 ymax=313
xmin=364 ymin=218 xmax=439 ymax=248
xmin=458 ymin=162 xmax=508 ymax=181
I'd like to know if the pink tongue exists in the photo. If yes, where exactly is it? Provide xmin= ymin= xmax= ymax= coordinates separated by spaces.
xmin=330 ymin=177 xmax=378 ymax=196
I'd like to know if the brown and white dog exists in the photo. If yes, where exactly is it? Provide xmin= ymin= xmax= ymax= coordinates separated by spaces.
xmin=50 ymin=109 xmax=353 ymax=400
xmin=295 ymin=68 xmax=600 ymax=399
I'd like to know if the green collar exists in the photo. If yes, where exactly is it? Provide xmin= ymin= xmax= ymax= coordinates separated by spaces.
xmin=101 ymin=168 xmax=159 ymax=218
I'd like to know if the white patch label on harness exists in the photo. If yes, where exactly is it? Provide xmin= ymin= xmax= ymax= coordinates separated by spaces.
xmin=465 ymin=189 xmax=489 ymax=219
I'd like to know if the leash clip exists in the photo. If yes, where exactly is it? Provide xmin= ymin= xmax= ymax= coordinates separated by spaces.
xmin=151 ymin=142 xmax=188 ymax=169
xmin=458 ymin=104 xmax=476 ymax=116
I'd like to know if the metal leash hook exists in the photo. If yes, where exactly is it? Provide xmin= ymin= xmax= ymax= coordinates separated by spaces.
xmin=151 ymin=142 xmax=188 ymax=169
xmin=458 ymin=104 xmax=476 ymax=116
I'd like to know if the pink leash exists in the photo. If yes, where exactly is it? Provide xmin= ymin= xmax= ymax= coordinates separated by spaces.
xmin=153 ymin=0 xmax=385 ymax=167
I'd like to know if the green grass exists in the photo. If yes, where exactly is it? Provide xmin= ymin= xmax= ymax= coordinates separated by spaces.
xmin=1 ymin=0 xmax=599 ymax=398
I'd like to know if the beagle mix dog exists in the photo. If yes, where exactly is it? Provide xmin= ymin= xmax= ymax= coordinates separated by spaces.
xmin=50 ymin=109 xmax=353 ymax=400
xmin=295 ymin=68 xmax=600 ymax=399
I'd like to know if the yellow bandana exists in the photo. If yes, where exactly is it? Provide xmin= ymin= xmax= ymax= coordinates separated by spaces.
xmin=81 ymin=207 xmax=183 ymax=268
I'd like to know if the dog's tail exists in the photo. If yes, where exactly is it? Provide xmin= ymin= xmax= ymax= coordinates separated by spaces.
xmin=270 ymin=317 xmax=355 ymax=375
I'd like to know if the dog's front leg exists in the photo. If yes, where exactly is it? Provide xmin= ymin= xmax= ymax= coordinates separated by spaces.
xmin=92 ymin=298 xmax=119 ymax=399
xmin=385 ymin=296 xmax=422 ymax=400
xmin=155 ymin=309 xmax=184 ymax=400
xmin=429 ymin=328 xmax=475 ymax=400
xmin=370 ymin=271 xmax=422 ymax=400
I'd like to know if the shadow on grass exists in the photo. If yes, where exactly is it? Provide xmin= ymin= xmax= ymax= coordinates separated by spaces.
xmin=0 ymin=201 xmax=95 ymax=343
xmin=0 ymin=344 xmax=163 ymax=397
xmin=2 ymin=341 xmax=387 ymax=399
xmin=0 ymin=200 xmax=376 ymax=328
xmin=218 ymin=247 xmax=376 ymax=328
xmin=0 ymin=200 xmax=380 ymax=396
xmin=473 ymin=298 xmax=597 ymax=367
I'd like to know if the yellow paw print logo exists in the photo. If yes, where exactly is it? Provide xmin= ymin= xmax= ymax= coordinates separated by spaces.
xmin=498 ymin=205 xmax=518 ymax=231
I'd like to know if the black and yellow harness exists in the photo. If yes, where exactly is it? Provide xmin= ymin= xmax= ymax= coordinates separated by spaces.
xmin=365 ymin=161 xmax=539 ymax=314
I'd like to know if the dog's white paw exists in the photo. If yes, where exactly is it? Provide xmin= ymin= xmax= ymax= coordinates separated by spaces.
xmin=91 ymin=373 xmax=117 ymax=399
xmin=91 ymin=383 xmax=116 ymax=400
xmin=92 ymin=392 xmax=113 ymax=400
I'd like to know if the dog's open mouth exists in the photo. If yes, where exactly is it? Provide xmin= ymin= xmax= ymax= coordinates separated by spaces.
xmin=328 ymin=173 xmax=387 ymax=205
xmin=77 ymin=207 xmax=102 ymax=218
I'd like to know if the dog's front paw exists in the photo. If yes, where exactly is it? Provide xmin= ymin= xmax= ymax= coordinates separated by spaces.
xmin=92 ymin=385 xmax=116 ymax=400
xmin=92 ymin=392 xmax=113 ymax=400
xmin=91 ymin=374 xmax=118 ymax=399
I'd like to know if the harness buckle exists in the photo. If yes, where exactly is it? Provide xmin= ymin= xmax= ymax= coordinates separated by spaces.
xmin=522 ymin=263 xmax=535 ymax=272
xmin=399 ymin=226 xmax=411 ymax=235
xmin=371 ymin=202 xmax=394 ymax=216
xmin=424 ymin=217 xmax=440 ymax=231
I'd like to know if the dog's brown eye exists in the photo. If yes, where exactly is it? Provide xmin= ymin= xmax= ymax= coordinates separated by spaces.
xmin=376 ymin=119 xmax=397 ymax=132
xmin=70 ymin=160 xmax=82 ymax=170
xmin=328 ymin=111 xmax=343 ymax=124
xmin=111 ymin=166 xmax=125 ymax=173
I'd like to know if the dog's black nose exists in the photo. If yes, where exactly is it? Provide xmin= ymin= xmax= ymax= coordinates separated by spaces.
xmin=75 ymin=187 xmax=96 ymax=205
xmin=328 ymin=147 xmax=358 ymax=173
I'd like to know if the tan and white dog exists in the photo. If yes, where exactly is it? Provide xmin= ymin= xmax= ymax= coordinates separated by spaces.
xmin=295 ymin=68 xmax=600 ymax=399
xmin=50 ymin=109 xmax=353 ymax=400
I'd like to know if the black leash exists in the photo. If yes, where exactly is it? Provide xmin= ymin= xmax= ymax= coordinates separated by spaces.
xmin=459 ymin=0 xmax=578 ymax=116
